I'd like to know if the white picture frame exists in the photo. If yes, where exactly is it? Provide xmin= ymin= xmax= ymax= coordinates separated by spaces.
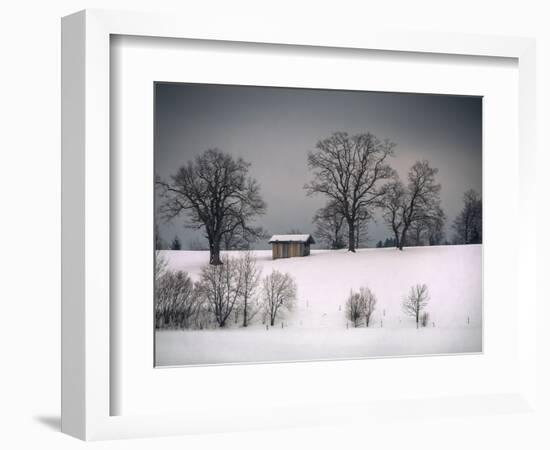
xmin=61 ymin=9 xmax=537 ymax=441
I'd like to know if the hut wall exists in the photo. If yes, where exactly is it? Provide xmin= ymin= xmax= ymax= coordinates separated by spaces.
xmin=272 ymin=242 xmax=306 ymax=259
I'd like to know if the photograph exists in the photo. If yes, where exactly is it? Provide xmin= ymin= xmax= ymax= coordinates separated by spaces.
xmin=153 ymin=82 xmax=482 ymax=367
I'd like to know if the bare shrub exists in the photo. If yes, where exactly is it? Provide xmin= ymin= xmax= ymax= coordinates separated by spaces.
xmin=262 ymin=271 xmax=297 ymax=326
xmin=346 ymin=290 xmax=365 ymax=327
xmin=155 ymin=270 xmax=197 ymax=329
xmin=361 ymin=287 xmax=377 ymax=327
xmin=346 ymin=287 xmax=377 ymax=327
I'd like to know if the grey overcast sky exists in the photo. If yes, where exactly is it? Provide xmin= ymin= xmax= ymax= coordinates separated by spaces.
xmin=155 ymin=82 xmax=482 ymax=249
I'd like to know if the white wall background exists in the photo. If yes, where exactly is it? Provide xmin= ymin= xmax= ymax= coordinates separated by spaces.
xmin=0 ymin=1 xmax=547 ymax=449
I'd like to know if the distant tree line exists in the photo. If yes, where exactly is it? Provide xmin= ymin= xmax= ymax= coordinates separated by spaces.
xmin=308 ymin=132 xmax=481 ymax=250
xmin=155 ymin=252 xmax=296 ymax=330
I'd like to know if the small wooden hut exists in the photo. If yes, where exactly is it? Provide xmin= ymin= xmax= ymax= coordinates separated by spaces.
xmin=268 ymin=234 xmax=315 ymax=260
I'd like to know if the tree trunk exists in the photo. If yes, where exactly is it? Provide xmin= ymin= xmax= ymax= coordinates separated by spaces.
xmin=347 ymin=220 xmax=356 ymax=252
xmin=398 ymin=227 xmax=408 ymax=251
xmin=243 ymin=299 xmax=248 ymax=327
xmin=270 ymin=316 xmax=275 ymax=326
xmin=393 ymin=228 xmax=401 ymax=250
xmin=209 ymin=239 xmax=222 ymax=265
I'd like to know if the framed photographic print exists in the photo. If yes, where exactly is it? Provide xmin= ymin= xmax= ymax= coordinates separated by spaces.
xmin=62 ymin=9 xmax=538 ymax=441
xmin=153 ymin=82 xmax=483 ymax=367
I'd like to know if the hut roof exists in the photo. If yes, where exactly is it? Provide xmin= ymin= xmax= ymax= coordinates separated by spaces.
xmin=268 ymin=234 xmax=315 ymax=244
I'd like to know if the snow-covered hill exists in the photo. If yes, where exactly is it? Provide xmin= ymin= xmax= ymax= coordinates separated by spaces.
xmin=156 ymin=245 xmax=482 ymax=366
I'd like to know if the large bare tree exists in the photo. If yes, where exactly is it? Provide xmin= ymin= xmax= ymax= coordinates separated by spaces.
xmin=305 ymin=132 xmax=395 ymax=252
xmin=382 ymin=160 xmax=442 ymax=250
xmin=157 ymin=149 xmax=266 ymax=265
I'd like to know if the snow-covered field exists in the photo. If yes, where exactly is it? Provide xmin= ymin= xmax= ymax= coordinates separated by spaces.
xmin=156 ymin=245 xmax=482 ymax=366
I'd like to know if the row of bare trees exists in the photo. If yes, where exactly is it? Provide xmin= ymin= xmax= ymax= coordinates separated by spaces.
xmin=307 ymin=132 xmax=395 ymax=252
xmin=376 ymin=188 xmax=482 ymax=248
xmin=156 ymin=131 xmax=481 ymax=264
xmin=345 ymin=283 xmax=430 ymax=328
xmin=155 ymin=252 xmax=297 ymax=329
xmin=381 ymin=161 xmax=445 ymax=250
xmin=308 ymin=133 xmax=446 ymax=251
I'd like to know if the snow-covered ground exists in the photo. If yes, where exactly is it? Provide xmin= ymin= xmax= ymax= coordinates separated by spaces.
xmin=156 ymin=245 xmax=482 ymax=366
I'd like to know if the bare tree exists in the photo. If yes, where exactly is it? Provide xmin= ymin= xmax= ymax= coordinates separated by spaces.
xmin=237 ymin=252 xmax=262 ymax=327
xmin=157 ymin=149 xmax=266 ymax=265
xmin=402 ymin=283 xmax=430 ymax=328
xmin=381 ymin=180 xmax=406 ymax=248
xmin=452 ymin=189 xmax=482 ymax=244
xmin=313 ymin=201 xmax=346 ymax=249
xmin=197 ymin=255 xmax=243 ymax=327
xmin=360 ymin=287 xmax=377 ymax=327
xmin=262 ymin=271 xmax=297 ymax=326
xmin=305 ymin=132 xmax=395 ymax=252
xmin=345 ymin=290 xmax=365 ymax=327
xmin=382 ymin=161 xmax=442 ymax=250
